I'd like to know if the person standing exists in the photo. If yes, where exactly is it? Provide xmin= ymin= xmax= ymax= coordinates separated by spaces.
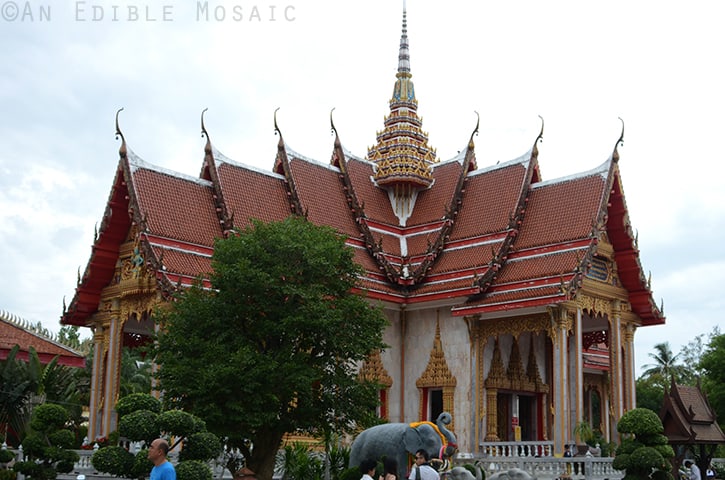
xmin=685 ymin=460 xmax=702 ymax=480
xmin=360 ymin=459 xmax=377 ymax=480
xmin=148 ymin=438 xmax=176 ymax=480
xmin=408 ymin=450 xmax=438 ymax=480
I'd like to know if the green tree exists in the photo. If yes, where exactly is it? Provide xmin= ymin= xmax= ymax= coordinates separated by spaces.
xmin=699 ymin=332 xmax=725 ymax=431
xmin=153 ymin=217 xmax=388 ymax=480
xmin=12 ymin=403 xmax=80 ymax=480
xmin=635 ymin=375 xmax=664 ymax=412
xmin=613 ymin=408 xmax=674 ymax=480
xmin=641 ymin=342 xmax=686 ymax=388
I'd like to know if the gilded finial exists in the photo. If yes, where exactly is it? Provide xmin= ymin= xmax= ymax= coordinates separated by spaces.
xmin=62 ymin=296 xmax=67 ymax=314
xmin=201 ymin=108 xmax=212 ymax=155
xmin=77 ymin=267 xmax=81 ymax=286
xmin=274 ymin=107 xmax=281 ymax=136
xmin=94 ymin=222 xmax=98 ymax=242
xmin=470 ymin=111 xmax=480 ymax=140
xmin=115 ymin=108 xmax=127 ymax=159
xmin=660 ymin=298 xmax=664 ymax=314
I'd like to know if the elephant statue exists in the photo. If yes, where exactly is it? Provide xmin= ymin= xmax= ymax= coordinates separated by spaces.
xmin=349 ymin=412 xmax=458 ymax=479
xmin=444 ymin=464 xmax=483 ymax=480
xmin=487 ymin=468 xmax=537 ymax=480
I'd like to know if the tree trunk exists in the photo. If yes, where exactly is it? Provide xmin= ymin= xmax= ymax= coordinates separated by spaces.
xmin=247 ymin=430 xmax=285 ymax=480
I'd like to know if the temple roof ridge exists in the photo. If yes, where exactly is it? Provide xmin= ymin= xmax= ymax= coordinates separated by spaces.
xmin=211 ymin=145 xmax=285 ymax=180
xmin=0 ymin=309 xmax=84 ymax=357
xmin=468 ymin=147 xmax=534 ymax=178
xmin=127 ymin=151 xmax=213 ymax=188
xmin=531 ymin=156 xmax=610 ymax=190
xmin=286 ymin=144 xmax=342 ymax=173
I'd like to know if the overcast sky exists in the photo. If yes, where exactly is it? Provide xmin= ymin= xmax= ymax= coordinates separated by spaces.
xmin=1 ymin=0 xmax=722 ymax=374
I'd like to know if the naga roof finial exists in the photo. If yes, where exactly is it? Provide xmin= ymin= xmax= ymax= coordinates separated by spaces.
xmin=274 ymin=107 xmax=281 ymax=137
xmin=115 ymin=108 xmax=127 ymax=159
xmin=612 ymin=117 xmax=624 ymax=163
xmin=330 ymin=107 xmax=338 ymax=137
xmin=201 ymin=108 xmax=212 ymax=155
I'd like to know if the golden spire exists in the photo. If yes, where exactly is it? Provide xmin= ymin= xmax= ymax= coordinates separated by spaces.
xmin=368 ymin=4 xmax=437 ymax=192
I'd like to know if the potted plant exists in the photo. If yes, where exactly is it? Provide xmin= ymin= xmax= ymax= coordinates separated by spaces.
xmin=573 ymin=421 xmax=595 ymax=455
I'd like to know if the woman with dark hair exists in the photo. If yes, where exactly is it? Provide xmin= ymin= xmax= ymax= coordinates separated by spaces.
xmin=379 ymin=457 xmax=398 ymax=480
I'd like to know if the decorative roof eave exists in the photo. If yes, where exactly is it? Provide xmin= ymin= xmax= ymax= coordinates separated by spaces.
xmin=451 ymin=292 xmax=569 ymax=317
xmin=271 ymin=109 xmax=305 ymax=217
xmin=601 ymin=120 xmax=665 ymax=326
xmin=331 ymin=112 xmax=402 ymax=285
xmin=198 ymin=109 xmax=235 ymax=236
xmin=408 ymin=113 xmax=480 ymax=284
xmin=467 ymin=123 xmax=543 ymax=298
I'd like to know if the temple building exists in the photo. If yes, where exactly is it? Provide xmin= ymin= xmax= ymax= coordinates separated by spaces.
xmin=61 ymin=7 xmax=664 ymax=455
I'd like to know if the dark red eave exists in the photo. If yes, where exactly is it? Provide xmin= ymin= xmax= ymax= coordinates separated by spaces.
xmin=61 ymin=162 xmax=132 ymax=326
xmin=605 ymin=172 xmax=664 ymax=326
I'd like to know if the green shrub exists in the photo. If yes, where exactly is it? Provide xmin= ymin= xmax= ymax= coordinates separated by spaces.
xmin=617 ymin=408 xmax=664 ymax=436
xmin=179 ymin=432 xmax=222 ymax=462
xmin=48 ymin=430 xmax=75 ymax=449
xmin=0 ymin=449 xmax=16 ymax=463
xmin=157 ymin=410 xmax=198 ymax=437
xmin=0 ymin=469 xmax=17 ymax=480
xmin=91 ymin=446 xmax=135 ymax=478
xmin=131 ymin=450 xmax=154 ymax=479
xmin=30 ymin=405 xmax=68 ymax=433
xmin=176 ymin=460 xmax=212 ymax=480
xmin=118 ymin=410 xmax=159 ymax=444
xmin=116 ymin=393 xmax=161 ymax=417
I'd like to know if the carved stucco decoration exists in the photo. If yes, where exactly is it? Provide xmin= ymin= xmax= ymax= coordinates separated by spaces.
xmin=577 ymin=293 xmax=612 ymax=318
xmin=546 ymin=308 xmax=573 ymax=345
xmin=526 ymin=335 xmax=549 ymax=393
xmin=479 ymin=313 xmax=550 ymax=340
xmin=416 ymin=318 xmax=456 ymax=426
xmin=359 ymin=349 xmax=393 ymax=387
xmin=359 ymin=349 xmax=393 ymax=420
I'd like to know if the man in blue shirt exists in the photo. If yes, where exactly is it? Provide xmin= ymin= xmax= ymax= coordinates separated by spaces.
xmin=148 ymin=438 xmax=176 ymax=480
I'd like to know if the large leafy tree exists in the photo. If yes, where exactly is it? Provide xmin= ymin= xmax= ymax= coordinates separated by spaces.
xmin=153 ymin=217 xmax=389 ymax=480
xmin=699 ymin=332 xmax=725 ymax=431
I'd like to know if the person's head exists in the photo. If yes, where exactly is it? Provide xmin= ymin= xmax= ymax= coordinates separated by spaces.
xmin=147 ymin=438 xmax=170 ymax=465
xmin=383 ymin=456 xmax=398 ymax=474
xmin=685 ymin=460 xmax=693 ymax=468
xmin=360 ymin=459 xmax=377 ymax=475
xmin=414 ymin=449 xmax=430 ymax=466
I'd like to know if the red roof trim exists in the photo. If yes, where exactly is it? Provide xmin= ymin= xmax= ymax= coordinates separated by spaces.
xmin=452 ymin=292 xmax=567 ymax=316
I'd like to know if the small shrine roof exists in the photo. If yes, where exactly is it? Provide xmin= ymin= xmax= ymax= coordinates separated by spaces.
xmin=1 ymin=310 xmax=85 ymax=367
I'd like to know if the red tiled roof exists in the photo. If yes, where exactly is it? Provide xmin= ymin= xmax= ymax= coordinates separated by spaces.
xmin=216 ymin=160 xmax=292 ymax=228
xmin=1 ymin=313 xmax=85 ymax=367
xmin=514 ymin=173 xmax=605 ymax=250
xmin=62 ymin=138 xmax=663 ymax=329
xmin=450 ymin=161 xmax=528 ymax=240
xmin=132 ymin=167 xmax=223 ymax=247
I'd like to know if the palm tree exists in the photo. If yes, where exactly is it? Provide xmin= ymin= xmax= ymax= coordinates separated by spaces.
xmin=641 ymin=342 xmax=686 ymax=386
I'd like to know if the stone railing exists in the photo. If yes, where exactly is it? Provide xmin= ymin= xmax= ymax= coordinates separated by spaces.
xmin=480 ymin=441 xmax=556 ymax=457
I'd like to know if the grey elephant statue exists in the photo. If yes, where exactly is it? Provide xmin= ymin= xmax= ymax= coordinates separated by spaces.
xmin=349 ymin=412 xmax=458 ymax=479
xmin=444 ymin=463 xmax=483 ymax=480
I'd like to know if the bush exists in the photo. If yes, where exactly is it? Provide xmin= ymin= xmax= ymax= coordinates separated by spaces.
xmin=157 ymin=410 xmax=198 ymax=437
xmin=131 ymin=450 xmax=154 ymax=479
xmin=617 ymin=408 xmax=664 ymax=436
xmin=0 ymin=449 xmax=17 ymax=463
xmin=119 ymin=410 xmax=159 ymax=444
xmin=179 ymin=432 xmax=222 ymax=462
xmin=176 ymin=460 xmax=212 ymax=480
xmin=116 ymin=393 xmax=161 ymax=417
xmin=30 ymin=404 xmax=68 ymax=433
xmin=0 ymin=470 xmax=16 ymax=480
xmin=91 ymin=446 xmax=135 ymax=478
